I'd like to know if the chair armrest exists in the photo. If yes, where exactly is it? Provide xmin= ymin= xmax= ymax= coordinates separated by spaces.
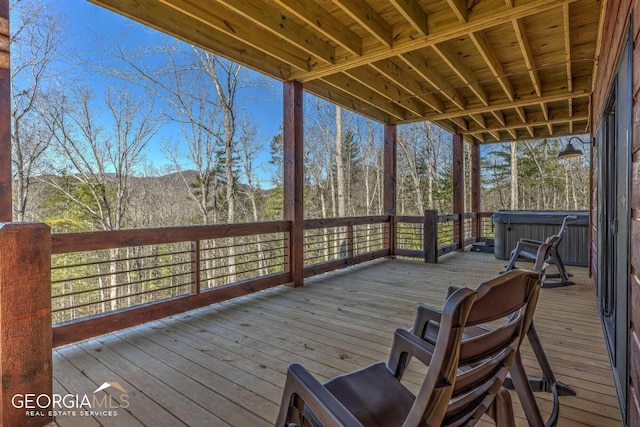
xmin=275 ymin=364 xmax=363 ymax=427
xmin=518 ymin=238 xmax=543 ymax=246
xmin=410 ymin=304 xmax=442 ymax=338
xmin=388 ymin=329 xmax=435 ymax=379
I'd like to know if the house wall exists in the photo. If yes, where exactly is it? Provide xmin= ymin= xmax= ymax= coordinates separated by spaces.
xmin=591 ymin=1 xmax=640 ymax=424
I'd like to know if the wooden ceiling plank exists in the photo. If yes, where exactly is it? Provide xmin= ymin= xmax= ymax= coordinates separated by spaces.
xmin=290 ymin=0 xmax=579 ymax=82
xmin=492 ymin=110 xmax=506 ymax=126
xmin=306 ymin=80 xmax=391 ymax=123
xmin=505 ymin=0 xmax=514 ymax=7
xmin=432 ymin=43 xmax=489 ymax=106
xmin=427 ymin=89 xmax=589 ymax=121
xmin=469 ymin=113 xmax=486 ymax=128
xmin=321 ymin=73 xmax=408 ymax=121
xmin=370 ymin=59 xmax=445 ymax=113
xmin=527 ymin=127 xmax=535 ymax=138
xmin=389 ymin=0 xmax=429 ymax=36
xmin=400 ymin=51 xmax=466 ymax=110
xmin=153 ymin=0 xmax=312 ymax=71
xmin=488 ymin=130 xmax=501 ymax=141
xmin=450 ymin=116 xmax=469 ymax=132
xmin=91 ymin=0 xmax=293 ymax=79
xmin=563 ymin=3 xmax=573 ymax=93
xmin=446 ymin=0 xmax=467 ymax=23
xmin=463 ymin=112 xmax=588 ymax=133
xmin=469 ymin=31 xmax=515 ymax=102
xmin=272 ymin=0 xmax=362 ymax=56
xmin=216 ymin=0 xmax=335 ymax=64
xmin=512 ymin=18 xmax=542 ymax=97
xmin=333 ymin=0 xmax=393 ymax=47
xmin=345 ymin=67 xmax=426 ymax=116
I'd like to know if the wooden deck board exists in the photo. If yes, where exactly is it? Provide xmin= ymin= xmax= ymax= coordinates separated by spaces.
xmin=53 ymin=252 xmax=621 ymax=426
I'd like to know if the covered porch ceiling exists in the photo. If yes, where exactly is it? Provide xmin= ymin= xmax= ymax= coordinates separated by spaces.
xmin=90 ymin=0 xmax=603 ymax=144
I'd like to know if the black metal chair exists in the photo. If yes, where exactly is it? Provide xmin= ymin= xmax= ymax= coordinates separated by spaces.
xmin=502 ymin=215 xmax=575 ymax=287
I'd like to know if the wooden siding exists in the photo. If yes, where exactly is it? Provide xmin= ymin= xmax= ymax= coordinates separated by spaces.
xmin=592 ymin=0 xmax=640 ymax=423
xmin=52 ymin=253 xmax=620 ymax=426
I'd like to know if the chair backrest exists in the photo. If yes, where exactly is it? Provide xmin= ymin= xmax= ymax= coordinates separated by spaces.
xmin=408 ymin=270 xmax=541 ymax=426
xmin=554 ymin=215 xmax=576 ymax=249
xmin=534 ymin=234 xmax=559 ymax=272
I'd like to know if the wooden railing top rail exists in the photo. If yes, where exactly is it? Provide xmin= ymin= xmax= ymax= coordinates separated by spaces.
xmin=52 ymin=220 xmax=291 ymax=254
xmin=303 ymin=215 xmax=390 ymax=230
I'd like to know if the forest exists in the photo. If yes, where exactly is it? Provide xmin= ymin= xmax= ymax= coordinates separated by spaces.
xmin=10 ymin=0 xmax=590 ymax=323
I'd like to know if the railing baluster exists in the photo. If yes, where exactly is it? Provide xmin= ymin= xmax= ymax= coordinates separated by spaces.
xmin=191 ymin=240 xmax=201 ymax=295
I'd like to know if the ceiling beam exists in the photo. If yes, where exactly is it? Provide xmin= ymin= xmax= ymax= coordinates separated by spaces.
xmin=446 ymin=0 xmax=467 ymax=23
xmin=450 ymin=117 xmax=469 ymax=132
xmin=563 ymin=3 xmax=573 ymax=94
xmin=426 ymin=89 xmax=589 ymax=121
xmin=506 ymin=128 xmax=518 ymax=140
xmin=216 ymin=0 xmax=335 ymax=64
xmin=515 ymin=106 xmax=527 ymax=123
xmin=152 ymin=0 xmax=312 ymax=71
xmin=389 ymin=0 xmax=429 ymax=36
xmin=92 ymin=0 xmax=293 ymax=79
xmin=463 ymin=112 xmax=588 ymax=134
xmin=432 ymin=43 xmax=489 ymax=106
xmin=345 ymin=67 xmax=426 ymax=116
xmin=541 ymin=103 xmax=553 ymax=134
xmin=470 ymin=31 xmax=515 ymax=102
xmin=400 ymin=51 xmax=466 ymax=110
xmin=369 ymin=60 xmax=445 ymax=113
xmin=272 ymin=0 xmax=362 ymax=56
xmin=492 ymin=110 xmax=506 ymax=126
xmin=333 ymin=0 xmax=393 ymax=47
xmin=512 ymin=18 xmax=542 ymax=97
xmin=291 ymin=0 xmax=579 ymax=82
xmin=305 ymin=80 xmax=391 ymax=123
xmin=321 ymin=73 xmax=408 ymax=121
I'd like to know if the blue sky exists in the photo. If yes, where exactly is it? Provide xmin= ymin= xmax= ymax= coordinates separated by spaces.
xmin=50 ymin=0 xmax=284 ymax=182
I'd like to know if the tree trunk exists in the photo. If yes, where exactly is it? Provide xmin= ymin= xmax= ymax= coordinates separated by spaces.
xmin=510 ymin=141 xmax=518 ymax=210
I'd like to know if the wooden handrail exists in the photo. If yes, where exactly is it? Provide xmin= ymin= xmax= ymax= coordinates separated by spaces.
xmin=303 ymin=215 xmax=390 ymax=229
xmin=52 ymin=220 xmax=291 ymax=254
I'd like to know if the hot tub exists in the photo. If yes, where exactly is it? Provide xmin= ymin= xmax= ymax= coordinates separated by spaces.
xmin=492 ymin=210 xmax=589 ymax=266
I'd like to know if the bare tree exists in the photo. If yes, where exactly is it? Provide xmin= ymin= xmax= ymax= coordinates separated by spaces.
xmin=46 ymin=86 xmax=158 ymax=311
xmin=10 ymin=0 xmax=61 ymax=220
xmin=510 ymin=141 xmax=518 ymax=209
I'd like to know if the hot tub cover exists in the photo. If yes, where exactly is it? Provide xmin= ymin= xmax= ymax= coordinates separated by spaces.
xmin=492 ymin=210 xmax=589 ymax=225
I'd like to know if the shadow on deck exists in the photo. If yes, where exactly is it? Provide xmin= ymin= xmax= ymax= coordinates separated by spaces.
xmin=52 ymin=252 xmax=620 ymax=427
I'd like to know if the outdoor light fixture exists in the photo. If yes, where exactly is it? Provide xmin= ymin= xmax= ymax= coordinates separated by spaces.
xmin=558 ymin=136 xmax=589 ymax=159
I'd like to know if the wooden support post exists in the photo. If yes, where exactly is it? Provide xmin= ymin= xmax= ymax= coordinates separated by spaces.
xmin=471 ymin=143 xmax=482 ymax=241
xmin=424 ymin=209 xmax=438 ymax=263
xmin=384 ymin=124 xmax=397 ymax=257
xmin=0 ymin=0 xmax=11 ymax=222
xmin=0 ymin=223 xmax=52 ymax=426
xmin=284 ymin=81 xmax=304 ymax=287
xmin=347 ymin=224 xmax=354 ymax=258
xmin=453 ymin=134 xmax=465 ymax=251
xmin=191 ymin=240 xmax=201 ymax=294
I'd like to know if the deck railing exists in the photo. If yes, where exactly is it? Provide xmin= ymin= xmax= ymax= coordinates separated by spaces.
xmin=50 ymin=212 xmax=494 ymax=347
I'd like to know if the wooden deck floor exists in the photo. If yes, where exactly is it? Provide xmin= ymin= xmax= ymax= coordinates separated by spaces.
xmin=52 ymin=252 xmax=621 ymax=426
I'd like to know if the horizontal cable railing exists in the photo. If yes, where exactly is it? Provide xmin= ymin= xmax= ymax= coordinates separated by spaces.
xmin=51 ymin=221 xmax=291 ymax=347
xmin=303 ymin=216 xmax=391 ymax=278
xmin=50 ymin=213 xmax=494 ymax=347
xmin=395 ymin=211 xmax=495 ymax=261
xmin=480 ymin=212 xmax=495 ymax=238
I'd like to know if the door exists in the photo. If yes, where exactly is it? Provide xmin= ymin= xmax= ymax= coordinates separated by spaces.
xmin=597 ymin=27 xmax=631 ymax=423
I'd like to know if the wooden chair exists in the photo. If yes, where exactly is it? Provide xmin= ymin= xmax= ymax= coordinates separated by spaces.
xmin=275 ymin=269 xmax=541 ymax=427
xmin=502 ymin=215 xmax=575 ymax=287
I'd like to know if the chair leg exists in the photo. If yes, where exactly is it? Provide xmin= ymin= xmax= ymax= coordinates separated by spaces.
xmin=492 ymin=388 xmax=516 ymax=427
xmin=502 ymin=247 xmax=521 ymax=272
xmin=509 ymin=352 xmax=545 ymax=427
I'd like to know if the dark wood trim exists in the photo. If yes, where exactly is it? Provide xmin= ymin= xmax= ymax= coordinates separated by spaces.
xmin=384 ymin=124 xmax=397 ymax=255
xmin=471 ymin=143 xmax=481 ymax=239
xmin=0 ymin=0 xmax=11 ymax=222
xmin=0 ymin=223 xmax=52 ymax=426
xmin=303 ymin=249 xmax=389 ymax=278
xmin=438 ymin=213 xmax=460 ymax=223
xmin=51 ymin=221 xmax=291 ymax=254
xmin=424 ymin=209 xmax=438 ymax=263
xmin=53 ymin=272 xmax=291 ymax=347
xmin=395 ymin=248 xmax=423 ymax=258
xmin=304 ymin=215 xmax=389 ymax=229
xmin=284 ymin=80 xmax=304 ymax=287
xmin=452 ymin=134 xmax=465 ymax=251
xmin=395 ymin=215 xmax=424 ymax=224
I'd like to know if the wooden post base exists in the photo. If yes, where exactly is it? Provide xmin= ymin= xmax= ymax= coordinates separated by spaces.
xmin=0 ymin=223 xmax=52 ymax=427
